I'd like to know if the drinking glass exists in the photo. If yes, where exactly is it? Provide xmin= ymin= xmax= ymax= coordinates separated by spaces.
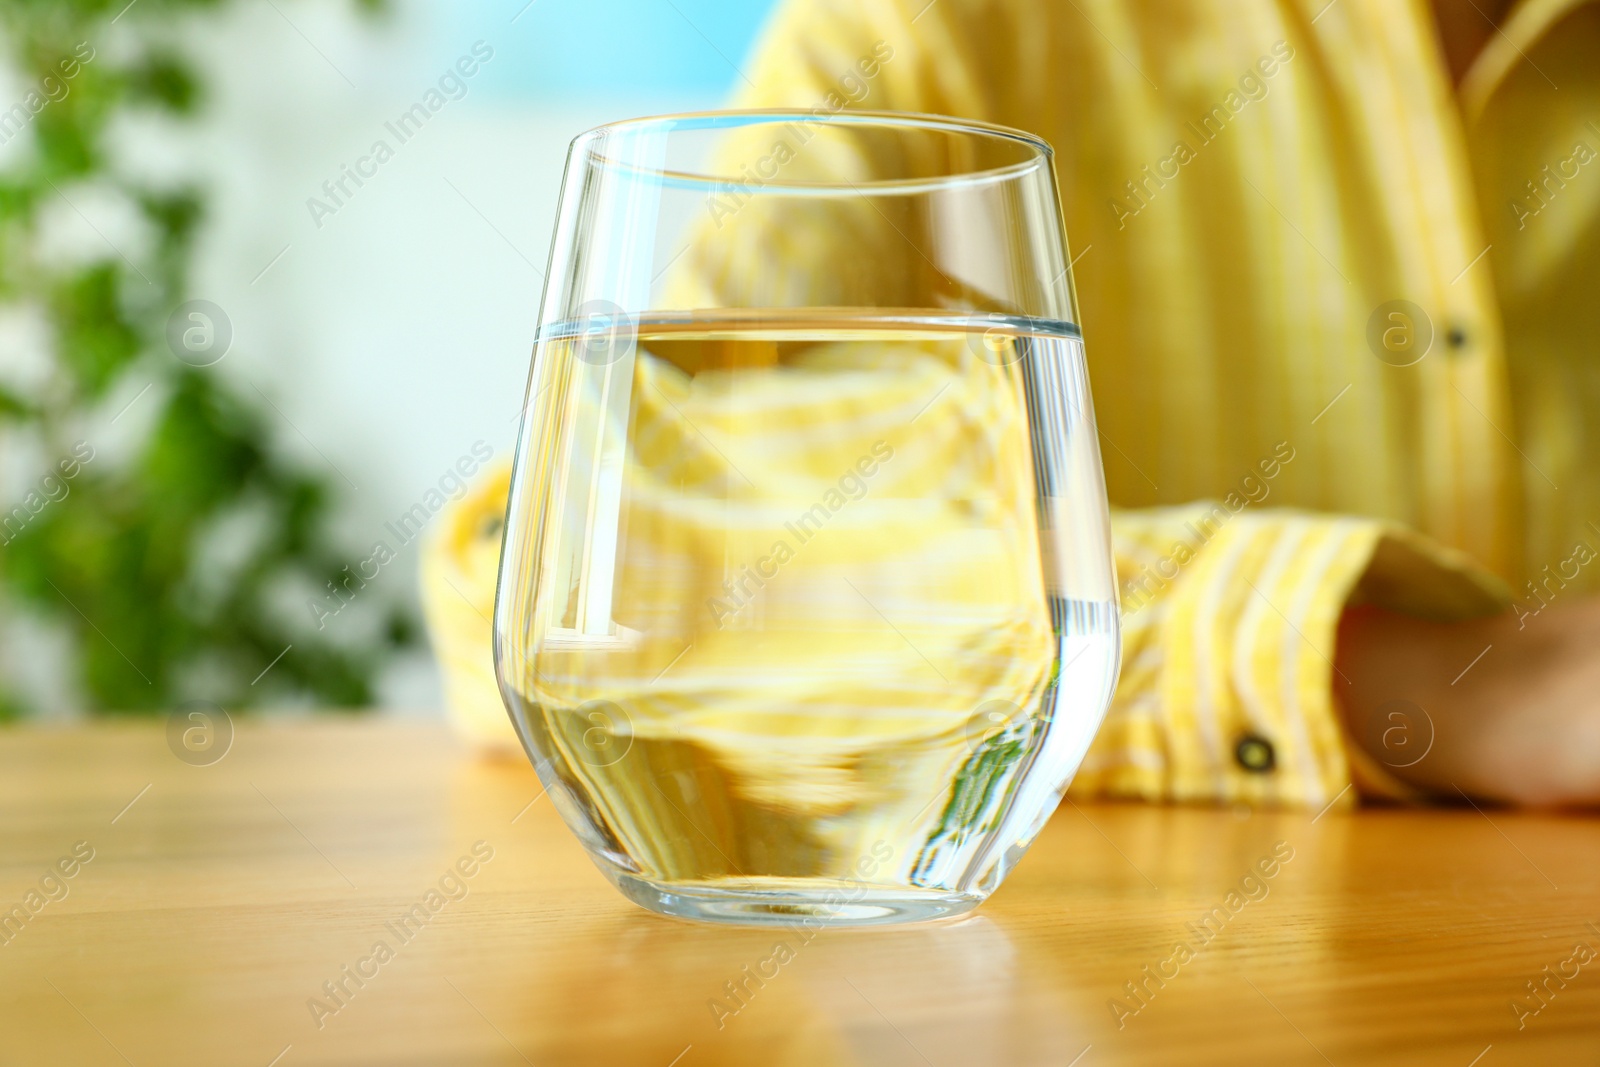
xmin=494 ymin=110 xmax=1120 ymax=925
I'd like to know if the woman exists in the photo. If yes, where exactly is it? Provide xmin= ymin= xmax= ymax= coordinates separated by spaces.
xmin=428 ymin=0 xmax=1600 ymax=809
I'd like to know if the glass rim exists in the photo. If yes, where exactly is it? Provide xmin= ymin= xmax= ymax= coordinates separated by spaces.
xmin=568 ymin=109 xmax=1055 ymax=194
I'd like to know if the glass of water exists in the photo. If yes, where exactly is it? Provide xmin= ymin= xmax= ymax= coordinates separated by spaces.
xmin=495 ymin=111 xmax=1120 ymax=925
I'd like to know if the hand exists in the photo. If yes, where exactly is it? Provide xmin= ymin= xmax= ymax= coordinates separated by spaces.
xmin=1334 ymin=596 xmax=1600 ymax=806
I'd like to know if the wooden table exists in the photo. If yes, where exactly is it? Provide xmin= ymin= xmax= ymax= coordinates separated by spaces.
xmin=1 ymin=720 xmax=1597 ymax=1066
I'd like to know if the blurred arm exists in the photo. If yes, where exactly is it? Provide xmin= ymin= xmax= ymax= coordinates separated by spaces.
xmin=1337 ymin=596 xmax=1600 ymax=806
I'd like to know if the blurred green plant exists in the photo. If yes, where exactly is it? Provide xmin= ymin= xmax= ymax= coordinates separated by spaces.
xmin=0 ymin=0 xmax=408 ymax=718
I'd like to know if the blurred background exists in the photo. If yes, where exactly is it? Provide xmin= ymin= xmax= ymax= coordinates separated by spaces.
xmin=0 ymin=0 xmax=780 ymax=719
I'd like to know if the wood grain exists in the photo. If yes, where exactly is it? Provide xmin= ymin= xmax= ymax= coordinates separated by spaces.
xmin=0 ymin=720 xmax=1597 ymax=1066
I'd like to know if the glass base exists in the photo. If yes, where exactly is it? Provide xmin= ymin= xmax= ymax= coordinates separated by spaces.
xmin=610 ymin=872 xmax=985 ymax=927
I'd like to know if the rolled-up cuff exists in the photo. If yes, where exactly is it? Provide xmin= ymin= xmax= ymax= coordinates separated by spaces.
xmin=1069 ymin=506 xmax=1508 ymax=809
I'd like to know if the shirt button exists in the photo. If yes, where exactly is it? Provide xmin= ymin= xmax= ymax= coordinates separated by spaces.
xmin=1446 ymin=323 xmax=1469 ymax=352
xmin=1235 ymin=734 xmax=1276 ymax=773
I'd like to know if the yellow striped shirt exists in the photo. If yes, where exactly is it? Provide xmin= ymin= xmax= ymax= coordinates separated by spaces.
xmin=425 ymin=0 xmax=1600 ymax=809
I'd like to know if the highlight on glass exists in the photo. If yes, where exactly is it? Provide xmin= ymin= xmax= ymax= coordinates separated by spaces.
xmin=494 ymin=110 xmax=1121 ymax=925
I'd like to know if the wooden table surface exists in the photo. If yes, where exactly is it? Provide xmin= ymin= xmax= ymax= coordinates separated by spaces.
xmin=2 ymin=720 xmax=1597 ymax=1066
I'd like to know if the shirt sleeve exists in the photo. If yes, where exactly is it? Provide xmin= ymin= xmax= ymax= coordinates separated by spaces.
xmin=420 ymin=462 xmax=519 ymax=755
xmin=422 ymin=464 xmax=1510 ymax=808
xmin=1075 ymin=504 xmax=1508 ymax=809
